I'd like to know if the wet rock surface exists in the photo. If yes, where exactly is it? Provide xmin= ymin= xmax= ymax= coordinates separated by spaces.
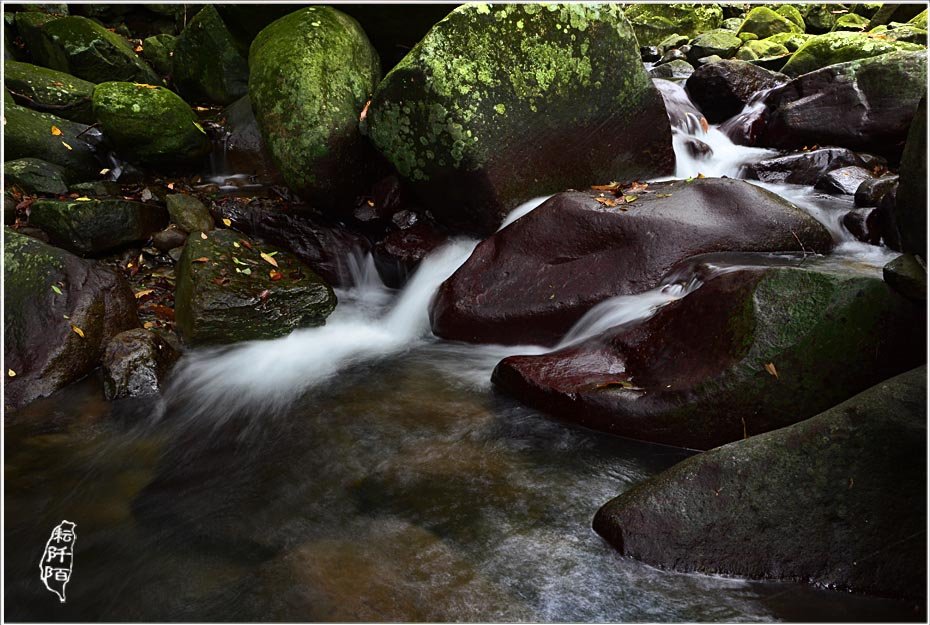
xmin=102 ymin=328 xmax=180 ymax=400
xmin=685 ymin=60 xmax=785 ymax=123
xmin=814 ymin=165 xmax=875 ymax=196
xmin=743 ymin=147 xmax=867 ymax=185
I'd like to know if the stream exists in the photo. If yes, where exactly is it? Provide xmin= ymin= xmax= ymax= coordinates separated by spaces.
xmin=3 ymin=81 xmax=917 ymax=622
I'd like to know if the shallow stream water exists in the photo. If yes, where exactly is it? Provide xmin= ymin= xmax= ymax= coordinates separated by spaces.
xmin=4 ymin=83 xmax=919 ymax=622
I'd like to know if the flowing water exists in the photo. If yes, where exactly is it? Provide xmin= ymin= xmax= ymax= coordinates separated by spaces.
xmin=4 ymin=81 xmax=917 ymax=622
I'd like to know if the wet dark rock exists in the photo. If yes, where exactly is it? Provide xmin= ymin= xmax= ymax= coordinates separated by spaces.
xmin=685 ymin=60 xmax=786 ymax=123
xmin=4 ymin=157 xmax=69 ymax=195
xmin=592 ymin=366 xmax=927 ymax=600
xmin=657 ymin=48 xmax=688 ymax=65
xmin=431 ymin=178 xmax=834 ymax=346
xmin=640 ymin=46 xmax=661 ymax=62
xmin=891 ymin=96 xmax=927 ymax=255
xmin=683 ymin=138 xmax=713 ymax=159
xmin=756 ymin=51 xmax=927 ymax=160
xmin=743 ymin=147 xmax=867 ymax=185
xmin=165 ymin=194 xmax=213 ymax=234
xmin=174 ymin=230 xmax=337 ymax=346
xmin=217 ymin=95 xmax=281 ymax=184
xmin=780 ymin=31 xmax=922 ymax=77
xmin=493 ymin=262 xmax=924 ymax=449
xmin=102 ymin=328 xmax=180 ymax=399
xmin=152 ymin=225 xmax=188 ymax=252
xmin=391 ymin=210 xmax=418 ymax=230
xmin=717 ymin=104 xmax=766 ymax=145
xmin=172 ymin=5 xmax=248 ymax=105
xmin=868 ymin=3 xmax=927 ymax=29
xmin=374 ymin=222 xmax=449 ymax=288
xmin=140 ymin=33 xmax=175 ymax=76
xmin=4 ymin=60 xmax=95 ymax=123
xmin=365 ymin=4 xmax=674 ymax=236
xmin=841 ymin=208 xmax=883 ymax=245
xmin=815 ymin=166 xmax=875 ymax=196
xmin=657 ymin=34 xmax=689 ymax=55
xmin=883 ymin=254 xmax=927 ymax=302
xmin=68 ymin=180 xmax=124 ymax=197
xmin=28 ymin=198 xmax=168 ymax=255
xmin=209 ymin=199 xmax=370 ymax=287
xmin=648 ymin=59 xmax=695 ymax=82
xmin=4 ymin=228 xmax=139 ymax=411
xmin=3 ymin=104 xmax=101 ymax=178
xmin=854 ymin=175 xmax=898 ymax=208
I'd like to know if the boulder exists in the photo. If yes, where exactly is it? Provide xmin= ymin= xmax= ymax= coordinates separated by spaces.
xmin=431 ymin=178 xmax=834 ymax=346
xmin=891 ymin=96 xmax=927 ymax=255
xmin=623 ymin=4 xmax=723 ymax=47
xmin=140 ymin=33 xmax=175 ymax=76
xmin=28 ymin=198 xmax=168 ymax=255
xmin=152 ymin=225 xmax=187 ymax=251
xmin=911 ymin=9 xmax=929 ymax=29
xmin=248 ymin=7 xmax=380 ymax=212
xmin=814 ymin=165 xmax=875 ymax=196
xmin=776 ymin=5 xmax=805 ymax=29
xmin=172 ymin=5 xmax=248 ymax=105
xmin=685 ymin=60 xmax=786 ymax=123
xmin=174 ymin=229 xmax=337 ymax=345
xmin=686 ymin=29 xmax=742 ymax=62
xmin=743 ymin=147 xmax=866 ymax=185
xmin=4 ymin=157 xmax=69 ymax=194
xmin=883 ymin=254 xmax=926 ymax=302
xmin=4 ymin=60 xmax=95 ymax=123
xmin=656 ymin=33 xmax=690 ymax=54
xmin=756 ymin=51 xmax=927 ymax=159
xmin=3 ymin=103 xmax=101 ymax=178
xmin=841 ymin=208 xmax=883 ymax=244
xmin=373 ymin=222 xmax=449 ymax=288
xmin=337 ymin=5 xmax=455 ymax=71
xmin=867 ymin=23 xmax=929 ymax=45
xmin=165 ymin=193 xmax=214 ymax=234
xmin=854 ymin=175 xmax=898 ymax=207
xmin=592 ymin=366 xmax=927 ymax=599
xmin=493 ymin=261 xmax=925 ymax=449
xmin=91 ymin=81 xmax=211 ymax=166
xmin=833 ymin=12 xmax=870 ymax=31
xmin=4 ymin=228 xmax=139 ymax=410
xmin=648 ymin=59 xmax=694 ymax=81
xmin=797 ymin=4 xmax=836 ymax=33
xmin=867 ymin=3 xmax=927 ymax=29
xmin=737 ymin=6 xmax=803 ymax=39
xmin=102 ymin=328 xmax=180 ymax=399
xmin=780 ymin=31 xmax=923 ymax=76
xmin=365 ymin=4 xmax=675 ymax=235
xmin=12 ymin=11 xmax=62 ymax=60
xmin=26 ymin=15 xmax=162 ymax=84
xmin=734 ymin=39 xmax=790 ymax=66
xmin=216 ymin=95 xmax=281 ymax=184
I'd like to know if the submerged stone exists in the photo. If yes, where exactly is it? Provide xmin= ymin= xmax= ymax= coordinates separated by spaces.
xmin=172 ymin=5 xmax=248 ymax=105
xmin=4 ymin=60 xmax=95 ymax=123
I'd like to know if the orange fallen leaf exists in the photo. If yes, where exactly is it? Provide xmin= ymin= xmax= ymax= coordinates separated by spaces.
xmin=134 ymin=289 xmax=154 ymax=298
xmin=192 ymin=257 xmax=209 ymax=263
xmin=143 ymin=321 xmax=156 ymax=329
xmin=50 ymin=125 xmax=62 ymax=136
xmin=70 ymin=324 xmax=85 ymax=338
xmin=167 ymin=182 xmax=175 ymax=190
xmin=764 ymin=362 xmax=778 ymax=379
xmin=627 ymin=181 xmax=649 ymax=193
xmin=359 ymin=99 xmax=371 ymax=123
xmin=591 ymin=182 xmax=621 ymax=192
xmin=699 ymin=116 xmax=709 ymax=133
xmin=260 ymin=252 xmax=278 ymax=268
xmin=269 ymin=270 xmax=283 ymax=281
xmin=594 ymin=196 xmax=618 ymax=208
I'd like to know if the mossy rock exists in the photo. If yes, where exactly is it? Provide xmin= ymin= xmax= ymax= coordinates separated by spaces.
xmin=687 ymin=28 xmax=743 ymax=61
xmin=248 ymin=7 xmax=381 ymax=212
xmin=365 ymin=4 xmax=674 ymax=235
xmin=721 ymin=17 xmax=743 ymax=31
xmin=12 ymin=11 xmax=57 ymax=57
xmin=165 ymin=193 xmax=214 ymax=233
xmin=623 ymin=4 xmax=723 ymax=47
xmin=868 ymin=23 xmax=929 ymax=45
xmin=28 ymin=198 xmax=168 ymax=255
xmin=775 ymin=5 xmax=805 ymax=30
xmin=892 ymin=96 xmax=927 ymax=256
xmin=910 ymin=9 xmax=928 ymax=30
xmin=737 ymin=31 xmax=758 ymax=42
xmin=781 ymin=31 xmax=924 ymax=76
xmin=738 ymin=6 xmax=803 ymax=39
xmin=174 ymin=229 xmax=337 ymax=345
xmin=833 ymin=12 xmax=870 ymax=31
xmin=735 ymin=38 xmax=790 ymax=61
xmin=593 ymin=366 xmax=927 ymax=600
xmin=657 ymin=32 xmax=690 ymax=53
xmin=4 ymin=157 xmax=69 ymax=194
xmin=91 ymin=81 xmax=211 ymax=166
xmin=762 ymin=31 xmax=812 ymax=52
xmin=797 ymin=4 xmax=836 ymax=33
xmin=4 ymin=60 xmax=95 ymax=123
xmin=3 ymin=103 xmax=101 ymax=177
xmin=68 ymin=180 xmax=124 ymax=197
xmin=648 ymin=58 xmax=695 ymax=81
xmin=27 ymin=15 xmax=162 ymax=84
xmin=4 ymin=227 xmax=139 ymax=410
xmin=141 ymin=33 xmax=175 ymax=76
xmin=172 ymin=5 xmax=248 ymax=105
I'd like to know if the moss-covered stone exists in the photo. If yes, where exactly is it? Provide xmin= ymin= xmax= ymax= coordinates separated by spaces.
xmin=4 ymin=60 xmax=95 ymax=123
xmin=4 ymin=157 xmax=69 ymax=194
xmin=657 ymin=33 xmax=690 ymax=53
xmin=248 ymin=7 xmax=380 ymax=212
xmin=12 ymin=11 xmax=57 ymax=56
xmin=910 ymin=9 xmax=928 ymax=30
xmin=28 ymin=197 xmax=168 ymax=255
xmin=27 ymin=15 xmax=162 ymax=84
xmin=3 ymin=103 xmax=100 ymax=177
xmin=834 ymin=12 xmax=870 ymax=31
xmin=91 ymin=81 xmax=211 ymax=166
xmin=892 ymin=96 xmax=927 ymax=256
xmin=365 ymin=4 xmax=674 ymax=235
xmin=781 ymin=31 xmax=924 ymax=76
xmin=721 ymin=17 xmax=743 ymax=31
xmin=687 ymin=28 xmax=742 ymax=61
xmin=165 ymin=193 xmax=214 ymax=233
xmin=776 ymin=5 xmax=805 ymax=30
xmin=141 ymin=33 xmax=175 ymax=76
xmin=648 ymin=58 xmax=695 ymax=81
xmin=738 ymin=6 xmax=803 ymax=39
xmin=174 ymin=229 xmax=337 ymax=345
xmin=4 ymin=227 xmax=139 ymax=410
xmin=623 ymin=4 xmax=723 ymax=47
xmin=172 ymin=5 xmax=248 ymax=105
xmin=796 ymin=4 xmax=836 ymax=33
xmin=883 ymin=254 xmax=926 ymax=301
xmin=868 ymin=22 xmax=929 ymax=44
xmin=735 ymin=38 xmax=790 ymax=61
xmin=762 ymin=31 xmax=812 ymax=52
xmin=593 ymin=366 xmax=927 ymax=599
xmin=68 ymin=180 xmax=124 ymax=197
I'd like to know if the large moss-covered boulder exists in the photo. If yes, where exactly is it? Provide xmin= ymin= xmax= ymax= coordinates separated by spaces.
xmin=140 ymin=33 xmax=175 ymax=76
xmin=833 ymin=12 xmax=870 ymax=31
xmin=910 ymin=9 xmax=929 ymax=29
xmin=780 ymin=31 xmax=923 ymax=76
xmin=4 ymin=228 xmax=139 ymax=410
xmin=868 ymin=22 xmax=929 ymax=45
xmin=28 ymin=198 xmax=168 ymax=255
xmin=593 ymin=366 xmax=927 ymax=600
xmin=686 ymin=28 xmax=742 ymax=62
xmin=26 ymin=15 xmax=162 ymax=84
xmin=493 ymin=261 xmax=925 ymax=449
xmin=3 ymin=103 xmax=101 ymax=177
xmin=4 ymin=60 xmax=95 ymax=123
xmin=91 ymin=81 xmax=211 ymax=166
xmin=892 ymin=96 xmax=927 ymax=255
xmin=737 ymin=6 xmax=803 ymax=39
xmin=623 ymin=4 xmax=723 ymax=47
xmin=174 ymin=229 xmax=337 ymax=345
xmin=248 ymin=7 xmax=380 ymax=212
xmin=761 ymin=31 xmax=811 ymax=52
xmin=172 ymin=5 xmax=248 ymax=105
xmin=365 ymin=4 xmax=675 ymax=235
xmin=734 ymin=38 xmax=790 ymax=63
xmin=4 ymin=157 xmax=69 ymax=194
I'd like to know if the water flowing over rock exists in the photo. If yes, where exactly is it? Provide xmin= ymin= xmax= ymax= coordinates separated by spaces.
xmin=4 ymin=60 xmax=95 ymax=123
xmin=364 ymin=3 xmax=674 ymax=236
xmin=493 ymin=261 xmax=925 ymax=449
xmin=592 ymin=366 xmax=927 ymax=600
xmin=248 ymin=7 xmax=381 ymax=213
xmin=4 ymin=228 xmax=139 ymax=411
xmin=431 ymin=178 xmax=834 ymax=346
xmin=685 ymin=60 xmax=786 ymax=123
xmin=172 ymin=5 xmax=248 ymax=105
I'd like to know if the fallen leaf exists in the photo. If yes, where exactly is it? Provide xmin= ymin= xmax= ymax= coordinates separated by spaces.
xmin=143 ymin=321 xmax=156 ymax=329
xmin=192 ymin=257 xmax=210 ymax=263
xmin=99 ymin=167 xmax=110 ymax=175
xmin=167 ymin=182 xmax=175 ymax=190
xmin=623 ymin=195 xmax=638 ymax=203
xmin=594 ymin=379 xmax=635 ymax=390
xmin=696 ymin=172 xmax=706 ymax=179
xmin=359 ymin=99 xmax=371 ymax=123
xmin=211 ymin=277 xmax=230 ymax=286
xmin=133 ymin=83 xmax=159 ymax=89
xmin=240 ymin=267 xmax=251 ymax=276
xmin=591 ymin=182 xmax=621 ymax=191
xmin=50 ymin=284 xmax=62 ymax=295
xmin=50 ymin=125 xmax=62 ymax=136
xmin=7 ymin=369 xmax=16 ymax=377
xmin=269 ymin=270 xmax=283 ymax=281
xmin=222 ymin=218 xmax=232 ymax=227
xmin=200 ymin=232 xmax=208 ymax=240
xmin=656 ymin=193 xmax=673 ymax=198
xmin=764 ymin=362 xmax=779 ymax=379
xmin=259 ymin=289 xmax=270 ymax=301
xmin=233 ymin=241 xmax=241 ymax=248
xmin=260 ymin=252 xmax=278 ymax=267
xmin=134 ymin=289 xmax=154 ymax=298
xmin=70 ymin=324 xmax=85 ymax=338
xmin=75 ymin=197 xmax=92 ymax=201
xmin=134 ymin=45 xmax=143 ymax=52
xmin=627 ymin=181 xmax=649 ymax=193
xmin=699 ymin=116 xmax=709 ymax=133
xmin=61 ymin=141 xmax=73 ymax=150
xmin=149 ymin=304 xmax=175 ymax=320
xmin=239 ymin=239 xmax=253 ymax=250
xmin=594 ymin=196 xmax=618 ymax=207
xmin=193 ymin=121 xmax=206 ymax=135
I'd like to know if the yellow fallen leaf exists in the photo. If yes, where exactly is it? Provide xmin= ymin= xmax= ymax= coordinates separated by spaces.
xmin=192 ymin=257 xmax=209 ymax=263
xmin=133 ymin=83 xmax=159 ymax=89
xmin=61 ymin=141 xmax=73 ymax=150
xmin=135 ymin=289 xmax=154 ymax=298
xmin=260 ymin=252 xmax=278 ymax=268
xmin=7 ymin=369 xmax=16 ymax=377
xmin=50 ymin=125 xmax=62 ymax=136
xmin=200 ymin=232 xmax=208 ymax=239
xmin=99 ymin=168 xmax=110 ymax=175
xmin=222 ymin=218 xmax=232 ymax=227
xmin=70 ymin=324 xmax=85 ymax=338
xmin=233 ymin=242 xmax=240 ymax=248
xmin=75 ymin=197 xmax=92 ymax=201
xmin=143 ymin=321 xmax=156 ymax=329
xmin=764 ymin=362 xmax=778 ymax=379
